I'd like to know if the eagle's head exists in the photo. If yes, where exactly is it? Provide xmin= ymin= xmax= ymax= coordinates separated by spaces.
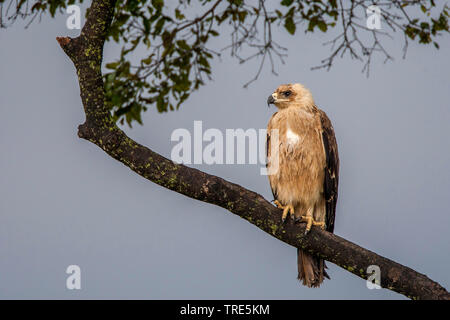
xmin=267 ymin=83 xmax=314 ymax=110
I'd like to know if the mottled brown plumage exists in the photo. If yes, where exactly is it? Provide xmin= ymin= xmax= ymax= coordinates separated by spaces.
xmin=266 ymin=83 xmax=339 ymax=287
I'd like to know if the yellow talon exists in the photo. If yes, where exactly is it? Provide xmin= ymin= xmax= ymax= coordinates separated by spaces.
xmin=281 ymin=204 xmax=295 ymax=222
xmin=273 ymin=200 xmax=284 ymax=209
xmin=273 ymin=201 xmax=295 ymax=222
xmin=300 ymin=216 xmax=325 ymax=233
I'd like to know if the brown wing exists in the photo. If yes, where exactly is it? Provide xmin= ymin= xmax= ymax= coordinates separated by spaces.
xmin=319 ymin=109 xmax=339 ymax=233
xmin=266 ymin=112 xmax=278 ymax=201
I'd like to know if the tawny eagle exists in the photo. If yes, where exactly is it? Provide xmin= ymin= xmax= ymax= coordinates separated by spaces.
xmin=266 ymin=83 xmax=339 ymax=287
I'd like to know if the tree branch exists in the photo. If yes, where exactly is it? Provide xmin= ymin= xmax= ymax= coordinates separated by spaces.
xmin=56 ymin=0 xmax=449 ymax=300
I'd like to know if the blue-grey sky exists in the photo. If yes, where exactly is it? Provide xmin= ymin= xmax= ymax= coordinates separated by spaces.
xmin=0 ymin=3 xmax=449 ymax=299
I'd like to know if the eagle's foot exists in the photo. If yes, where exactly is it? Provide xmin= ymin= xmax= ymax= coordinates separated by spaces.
xmin=282 ymin=204 xmax=295 ymax=222
xmin=273 ymin=200 xmax=283 ymax=209
xmin=300 ymin=216 xmax=325 ymax=234
xmin=274 ymin=201 xmax=295 ymax=222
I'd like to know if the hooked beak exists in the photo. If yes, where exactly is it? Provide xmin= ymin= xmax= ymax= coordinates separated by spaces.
xmin=267 ymin=95 xmax=275 ymax=107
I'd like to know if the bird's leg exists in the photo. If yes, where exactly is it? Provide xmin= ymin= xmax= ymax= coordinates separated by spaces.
xmin=273 ymin=200 xmax=294 ymax=222
xmin=300 ymin=208 xmax=325 ymax=234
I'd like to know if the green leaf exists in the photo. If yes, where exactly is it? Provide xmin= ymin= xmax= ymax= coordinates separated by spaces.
xmin=284 ymin=17 xmax=296 ymax=35
xmin=175 ymin=8 xmax=185 ymax=20
xmin=142 ymin=56 xmax=152 ymax=65
xmin=281 ymin=0 xmax=294 ymax=6
xmin=152 ymin=0 xmax=164 ymax=10
xmin=106 ymin=62 xmax=120 ymax=69
xmin=318 ymin=20 xmax=327 ymax=32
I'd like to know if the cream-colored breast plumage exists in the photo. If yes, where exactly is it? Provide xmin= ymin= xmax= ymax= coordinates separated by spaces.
xmin=266 ymin=82 xmax=338 ymax=287
xmin=267 ymin=107 xmax=326 ymax=220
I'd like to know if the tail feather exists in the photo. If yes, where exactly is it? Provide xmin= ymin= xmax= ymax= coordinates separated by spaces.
xmin=297 ymin=248 xmax=329 ymax=287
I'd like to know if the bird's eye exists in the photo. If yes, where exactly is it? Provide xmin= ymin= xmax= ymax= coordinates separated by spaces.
xmin=283 ymin=91 xmax=292 ymax=97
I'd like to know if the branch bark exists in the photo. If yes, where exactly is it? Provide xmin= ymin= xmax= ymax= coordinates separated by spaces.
xmin=56 ymin=0 xmax=449 ymax=300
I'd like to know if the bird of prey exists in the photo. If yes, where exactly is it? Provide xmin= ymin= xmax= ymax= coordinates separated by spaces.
xmin=266 ymin=83 xmax=339 ymax=287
